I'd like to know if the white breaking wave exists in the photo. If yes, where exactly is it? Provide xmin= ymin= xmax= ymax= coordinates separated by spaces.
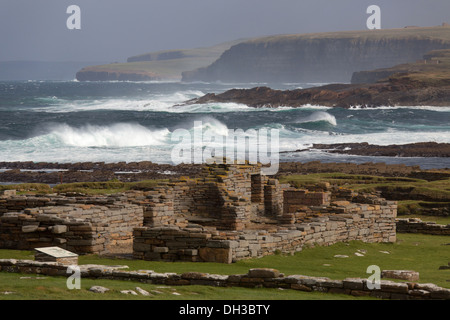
xmin=29 ymin=91 xmax=339 ymax=114
xmin=168 ymin=102 xmax=254 ymax=113
xmin=1 ymin=116 xmax=449 ymax=164
xmin=295 ymin=111 xmax=337 ymax=126
xmin=29 ymin=90 xmax=206 ymax=113
xmin=276 ymin=127 xmax=450 ymax=150
xmin=348 ymin=105 xmax=450 ymax=112
xmin=190 ymin=117 xmax=230 ymax=136
xmin=51 ymin=123 xmax=170 ymax=147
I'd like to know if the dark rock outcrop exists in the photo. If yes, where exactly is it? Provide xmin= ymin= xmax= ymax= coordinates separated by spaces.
xmin=0 ymin=162 xmax=203 ymax=184
xmin=302 ymin=142 xmax=450 ymax=158
xmin=182 ymin=81 xmax=450 ymax=108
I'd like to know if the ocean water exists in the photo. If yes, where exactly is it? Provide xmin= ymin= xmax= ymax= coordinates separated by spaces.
xmin=0 ymin=80 xmax=449 ymax=169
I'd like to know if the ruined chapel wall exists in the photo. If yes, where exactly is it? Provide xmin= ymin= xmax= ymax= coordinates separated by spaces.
xmin=0 ymin=201 xmax=143 ymax=254
xmin=139 ymin=163 xmax=267 ymax=229
xmin=133 ymin=199 xmax=397 ymax=263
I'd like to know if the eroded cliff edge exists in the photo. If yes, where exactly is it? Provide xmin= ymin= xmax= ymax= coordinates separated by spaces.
xmin=182 ymin=26 xmax=450 ymax=83
xmin=183 ymin=48 xmax=450 ymax=108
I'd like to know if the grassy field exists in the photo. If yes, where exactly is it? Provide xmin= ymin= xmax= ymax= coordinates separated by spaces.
xmin=0 ymin=179 xmax=168 ymax=195
xmin=0 ymin=233 xmax=448 ymax=300
xmin=0 ymin=272 xmax=364 ymax=301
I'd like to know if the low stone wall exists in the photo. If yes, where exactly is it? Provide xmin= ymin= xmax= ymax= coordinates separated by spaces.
xmin=0 ymin=195 xmax=52 ymax=215
xmin=0 ymin=201 xmax=143 ymax=254
xmin=396 ymin=218 xmax=450 ymax=235
xmin=0 ymin=193 xmax=128 ymax=215
xmin=0 ymin=261 xmax=448 ymax=300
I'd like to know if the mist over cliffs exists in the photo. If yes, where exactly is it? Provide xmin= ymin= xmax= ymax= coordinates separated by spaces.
xmin=182 ymin=27 xmax=450 ymax=83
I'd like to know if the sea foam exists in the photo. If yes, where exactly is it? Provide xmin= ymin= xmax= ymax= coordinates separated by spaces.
xmin=51 ymin=123 xmax=170 ymax=147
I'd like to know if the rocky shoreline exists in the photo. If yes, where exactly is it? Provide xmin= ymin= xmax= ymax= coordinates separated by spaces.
xmin=183 ymin=82 xmax=450 ymax=109
xmin=289 ymin=142 xmax=450 ymax=158
xmin=0 ymin=157 xmax=448 ymax=185
xmin=0 ymin=162 xmax=203 ymax=185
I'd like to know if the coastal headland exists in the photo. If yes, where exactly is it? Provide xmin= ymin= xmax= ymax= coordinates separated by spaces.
xmin=182 ymin=48 xmax=450 ymax=109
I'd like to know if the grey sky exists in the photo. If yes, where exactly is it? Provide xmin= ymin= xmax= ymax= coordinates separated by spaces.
xmin=1 ymin=0 xmax=449 ymax=62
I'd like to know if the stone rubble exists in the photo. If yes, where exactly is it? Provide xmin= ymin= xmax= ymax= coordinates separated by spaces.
xmin=396 ymin=218 xmax=450 ymax=235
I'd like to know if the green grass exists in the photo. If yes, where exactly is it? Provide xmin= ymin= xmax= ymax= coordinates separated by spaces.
xmin=78 ymin=233 xmax=448 ymax=288
xmin=0 ymin=183 xmax=52 ymax=194
xmin=0 ymin=179 xmax=168 ymax=196
xmin=0 ymin=272 xmax=364 ymax=300
xmin=1 ymin=233 xmax=448 ymax=300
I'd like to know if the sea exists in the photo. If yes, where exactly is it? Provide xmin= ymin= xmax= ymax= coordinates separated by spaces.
xmin=0 ymin=80 xmax=449 ymax=170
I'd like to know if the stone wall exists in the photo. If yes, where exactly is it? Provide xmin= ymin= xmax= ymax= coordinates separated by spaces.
xmin=396 ymin=218 xmax=450 ymax=235
xmin=0 ymin=194 xmax=143 ymax=254
xmin=132 ymin=162 xmax=397 ymax=263
xmin=134 ymin=200 xmax=397 ymax=263
xmin=283 ymin=189 xmax=330 ymax=213
xmin=133 ymin=163 xmax=284 ymax=231
xmin=1 ymin=261 xmax=448 ymax=300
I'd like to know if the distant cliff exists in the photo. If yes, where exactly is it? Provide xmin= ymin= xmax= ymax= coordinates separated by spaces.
xmin=76 ymin=67 xmax=161 ymax=82
xmin=182 ymin=26 xmax=450 ymax=83
xmin=75 ymin=39 xmax=245 ymax=82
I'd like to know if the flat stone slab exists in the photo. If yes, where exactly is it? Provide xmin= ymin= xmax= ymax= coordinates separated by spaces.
xmin=248 ymin=268 xmax=280 ymax=278
xmin=35 ymin=247 xmax=78 ymax=258
xmin=382 ymin=270 xmax=419 ymax=282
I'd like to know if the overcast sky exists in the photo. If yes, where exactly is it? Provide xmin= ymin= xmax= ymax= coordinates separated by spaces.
xmin=1 ymin=0 xmax=449 ymax=62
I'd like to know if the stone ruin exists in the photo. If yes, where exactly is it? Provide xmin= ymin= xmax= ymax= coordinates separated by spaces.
xmin=0 ymin=161 xmax=397 ymax=263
